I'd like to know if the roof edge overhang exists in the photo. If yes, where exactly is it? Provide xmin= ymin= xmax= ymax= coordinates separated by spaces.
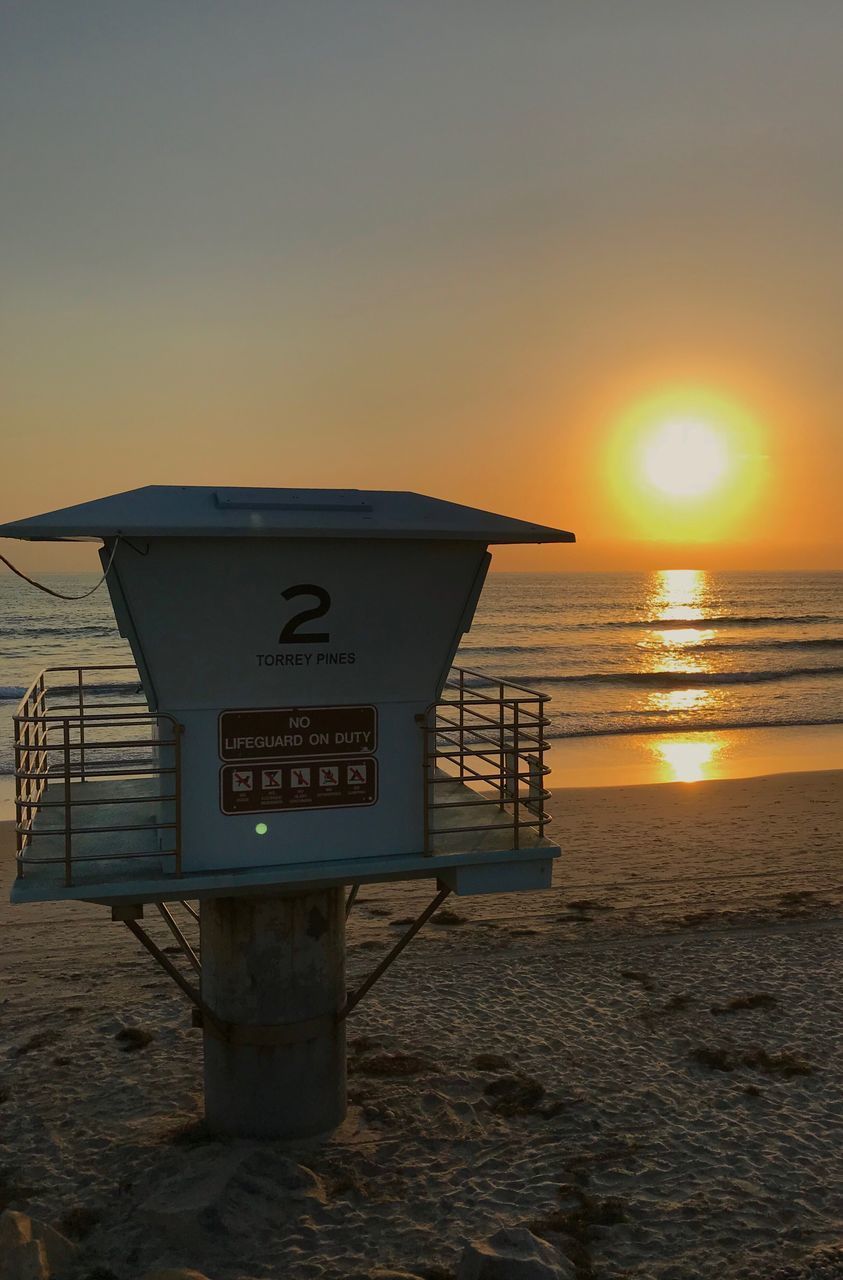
xmin=0 ymin=486 xmax=575 ymax=545
xmin=0 ymin=528 xmax=576 ymax=544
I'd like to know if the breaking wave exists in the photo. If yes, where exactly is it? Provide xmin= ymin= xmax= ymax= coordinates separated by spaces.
xmin=505 ymin=665 xmax=843 ymax=689
xmin=593 ymin=613 xmax=836 ymax=630
xmin=545 ymin=714 xmax=843 ymax=740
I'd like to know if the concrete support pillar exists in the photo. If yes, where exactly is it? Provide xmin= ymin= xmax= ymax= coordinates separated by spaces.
xmin=200 ymin=889 xmax=346 ymax=1139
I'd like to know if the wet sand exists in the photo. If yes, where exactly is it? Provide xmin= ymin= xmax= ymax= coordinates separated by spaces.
xmin=0 ymin=770 xmax=841 ymax=1279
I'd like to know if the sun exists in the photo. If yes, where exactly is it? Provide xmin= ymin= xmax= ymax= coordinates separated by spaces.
xmin=641 ymin=419 xmax=729 ymax=499
xmin=604 ymin=387 xmax=766 ymax=542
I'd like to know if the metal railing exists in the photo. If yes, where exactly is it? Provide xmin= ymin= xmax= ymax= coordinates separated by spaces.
xmin=13 ymin=662 xmax=549 ymax=885
xmin=13 ymin=665 xmax=182 ymax=887
xmin=421 ymin=666 xmax=552 ymax=854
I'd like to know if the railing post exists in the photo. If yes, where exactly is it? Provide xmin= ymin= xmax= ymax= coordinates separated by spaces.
xmin=526 ymin=754 xmax=543 ymax=820
xmin=77 ymin=668 xmax=86 ymax=784
xmin=512 ymin=700 xmax=520 ymax=850
xmin=63 ymin=720 xmax=73 ymax=887
xmin=537 ymin=698 xmax=547 ymax=838
xmin=13 ymin=715 xmax=23 ymax=873
xmin=38 ymin=673 xmax=47 ymax=796
xmin=498 ymin=682 xmax=505 ymax=810
xmin=458 ymin=668 xmax=465 ymax=782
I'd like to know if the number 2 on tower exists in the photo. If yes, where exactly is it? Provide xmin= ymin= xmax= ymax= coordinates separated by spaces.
xmin=278 ymin=584 xmax=331 ymax=644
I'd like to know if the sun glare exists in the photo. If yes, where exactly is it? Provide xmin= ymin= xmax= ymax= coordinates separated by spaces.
xmin=605 ymin=389 xmax=765 ymax=543
xmin=641 ymin=420 xmax=729 ymax=498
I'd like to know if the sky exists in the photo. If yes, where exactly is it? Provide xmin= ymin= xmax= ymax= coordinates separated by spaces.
xmin=2 ymin=1 xmax=842 ymax=572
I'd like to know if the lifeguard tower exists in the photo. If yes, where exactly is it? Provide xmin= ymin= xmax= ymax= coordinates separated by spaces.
xmin=2 ymin=486 xmax=573 ymax=1138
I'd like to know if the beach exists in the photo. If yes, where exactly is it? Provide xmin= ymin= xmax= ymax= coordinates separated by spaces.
xmin=2 ymin=769 xmax=840 ymax=1280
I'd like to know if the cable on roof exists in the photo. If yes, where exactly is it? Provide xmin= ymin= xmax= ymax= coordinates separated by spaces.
xmin=0 ymin=539 xmax=120 ymax=600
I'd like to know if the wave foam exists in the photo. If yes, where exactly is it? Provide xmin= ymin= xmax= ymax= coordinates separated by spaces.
xmin=597 ymin=613 xmax=836 ymax=630
xmin=508 ymin=665 xmax=843 ymax=689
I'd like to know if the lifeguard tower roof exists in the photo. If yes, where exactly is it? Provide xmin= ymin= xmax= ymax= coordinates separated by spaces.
xmin=0 ymin=485 xmax=575 ymax=544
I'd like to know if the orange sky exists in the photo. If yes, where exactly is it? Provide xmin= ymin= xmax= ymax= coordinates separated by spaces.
xmin=2 ymin=4 xmax=842 ymax=574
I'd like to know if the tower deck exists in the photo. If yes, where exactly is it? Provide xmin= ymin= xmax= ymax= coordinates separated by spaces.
xmin=12 ymin=773 xmax=557 ymax=905
xmin=11 ymin=664 xmax=559 ymax=907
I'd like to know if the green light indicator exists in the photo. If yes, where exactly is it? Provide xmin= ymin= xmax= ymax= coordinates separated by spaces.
xmin=255 ymin=822 xmax=268 ymax=836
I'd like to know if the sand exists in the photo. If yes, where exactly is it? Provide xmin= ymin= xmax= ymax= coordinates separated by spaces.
xmin=1 ymin=770 xmax=841 ymax=1280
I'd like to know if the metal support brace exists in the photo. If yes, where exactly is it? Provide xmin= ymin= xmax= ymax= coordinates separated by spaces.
xmin=339 ymin=885 xmax=452 ymax=1019
xmin=127 ymin=886 xmax=452 ymax=1038
xmin=123 ymin=919 xmax=201 ymax=1009
xmin=125 ymin=916 xmax=329 ymax=1048
xmin=179 ymin=900 xmax=199 ymax=922
xmin=345 ymin=883 xmax=359 ymax=918
xmin=156 ymin=902 xmax=201 ymax=974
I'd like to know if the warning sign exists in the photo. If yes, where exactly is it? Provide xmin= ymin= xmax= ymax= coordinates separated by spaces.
xmin=219 ymin=705 xmax=377 ymax=762
xmin=220 ymin=756 xmax=377 ymax=815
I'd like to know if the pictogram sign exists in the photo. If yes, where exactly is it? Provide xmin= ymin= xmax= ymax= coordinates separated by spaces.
xmin=220 ymin=756 xmax=377 ymax=815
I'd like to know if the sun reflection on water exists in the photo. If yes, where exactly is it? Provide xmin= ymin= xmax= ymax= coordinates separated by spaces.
xmin=637 ymin=568 xmax=723 ymax=719
xmin=649 ymin=567 xmax=707 ymax=621
xmin=640 ymin=568 xmax=715 ymax=690
xmin=652 ymin=738 xmax=722 ymax=782
xmin=651 ymin=627 xmax=716 ymax=647
xmin=638 ymin=571 xmax=731 ymax=779
xmin=649 ymin=687 xmax=711 ymax=713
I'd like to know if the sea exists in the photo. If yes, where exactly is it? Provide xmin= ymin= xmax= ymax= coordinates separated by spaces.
xmin=1 ymin=568 xmax=842 ymax=803
xmin=466 ymin=569 xmax=843 ymax=740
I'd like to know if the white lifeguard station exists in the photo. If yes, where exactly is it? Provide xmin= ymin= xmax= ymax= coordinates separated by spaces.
xmin=2 ymin=486 xmax=573 ymax=1138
